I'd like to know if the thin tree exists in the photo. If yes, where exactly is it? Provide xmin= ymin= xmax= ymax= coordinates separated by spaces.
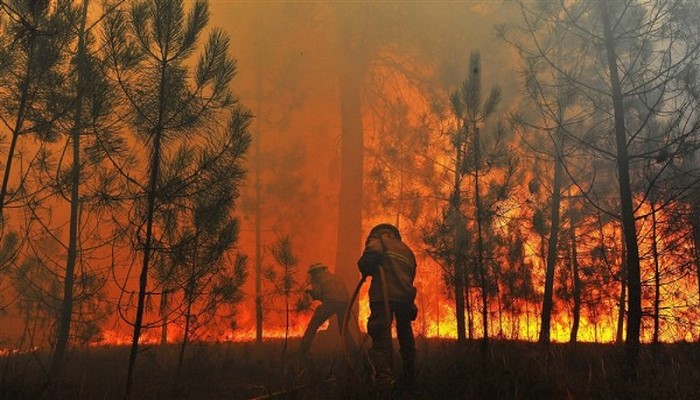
xmin=266 ymin=235 xmax=301 ymax=356
xmin=453 ymin=51 xmax=502 ymax=343
xmin=567 ymin=202 xmax=583 ymax=344
xmin=447 ymin=94 xmax=470 ymax=346
xmin=51 ymin=0 xmax=90 ymax=374
xmin=509 ymin=0 xmax=700 ymax=374
xmin=159 ymin=113 xmax=250 ymax=388
xmin=50 ymin=0 xmax=122 ymax=373
xmin=0 ymin=0 xmax=74 ymax=231
xmin=101 ymin=0 xmax=246 ymax=396
xmin=332 ymin=2 xmax=387 ymax=287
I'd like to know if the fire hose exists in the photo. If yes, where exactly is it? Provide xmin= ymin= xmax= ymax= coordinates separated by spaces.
xmin=247 ymin=248 xmax=394 ymax=400
xmin=341 ymin=237 xmax=395 ymax=386
xmin=341 ymin=275 xmax=366 ymax=373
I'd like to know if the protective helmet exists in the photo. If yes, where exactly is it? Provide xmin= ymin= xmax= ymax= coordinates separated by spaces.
xmin=368 ymin=223 xmax=401 ymax=240
xmin=308 ymin=262 xmax=328 ymax=274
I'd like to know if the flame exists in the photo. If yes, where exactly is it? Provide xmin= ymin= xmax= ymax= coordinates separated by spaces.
xmin=91 ymin=330 xmax=162 ymax=347
xmin=92 ymin=321 xmax=330 ymax=347
xmin=0 ymin=347 xmax=38 ymax=357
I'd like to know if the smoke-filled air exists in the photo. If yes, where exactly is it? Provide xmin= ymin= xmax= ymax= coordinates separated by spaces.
xmin=2 ymin=1 xmax=700 ymax=399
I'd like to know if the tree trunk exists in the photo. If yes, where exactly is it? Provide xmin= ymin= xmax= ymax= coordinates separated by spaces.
xmin=160 ymin=292 xmax=168 ymax=346
xmin=539 ymin=152 xmax=562 ymax=345
xmin=569 ymin=212 xmax=581 ymax=344
xmin=452 ymin=153 xmax=467 ymax=345
xmin=52 ymin=0 xmax=90 ymax=374
xmin=0 ymin=36 xmax=35 ymax=230
xmin=616 ymin=245 xmax=627 ymax=344
xmin=174 ymin=262 xmax=196 ymax=396
xmin=284 ymin=287 xmax=290 ymax=356
xmin=453 ymin=218 xmax=466 ymax=346
xmin=255 ymin=84 xmax=263 ymax=345
xmin=473 ymin=124 xmax=488 ymax=344
xmin=126 ymin=133 xmax=162 ymax=398
xmin=651 ymin=201 xmax=661 ymax=344
xmin=334 ymin=12 xmax=366 ymax=288
xmin=599 ymin=0 xmax=642 ymax=377
xmin=465 ymin=283 xmax=473 ymax=340
xmin=126 ymin=59 xmax=167 ymax=399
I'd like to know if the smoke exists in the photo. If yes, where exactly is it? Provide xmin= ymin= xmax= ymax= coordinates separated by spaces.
xmin=207 ymin=1 xmax=522 ymax=331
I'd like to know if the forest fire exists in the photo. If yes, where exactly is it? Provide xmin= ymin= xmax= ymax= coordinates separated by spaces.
xmin=2 ymin=0 xmax=700 ymax=399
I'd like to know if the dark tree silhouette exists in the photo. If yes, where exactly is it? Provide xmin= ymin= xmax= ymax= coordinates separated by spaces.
xmin=101 ymin=0 xmax=250 ymax=396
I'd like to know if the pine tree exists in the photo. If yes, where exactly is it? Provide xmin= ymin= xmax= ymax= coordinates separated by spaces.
xmin=101 ymin=0 xmax=250 ymax=396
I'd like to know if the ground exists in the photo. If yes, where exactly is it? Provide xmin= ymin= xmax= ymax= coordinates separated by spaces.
xmin=2 ymin=334 xmax=700 ymax=399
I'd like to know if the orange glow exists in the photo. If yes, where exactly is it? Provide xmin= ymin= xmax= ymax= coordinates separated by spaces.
xmin=0 ymin=347 xmax=38 ymax=357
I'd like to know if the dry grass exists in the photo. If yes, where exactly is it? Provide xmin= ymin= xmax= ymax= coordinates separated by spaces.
xmin=2 ymin=335 xmax=699 ymax=399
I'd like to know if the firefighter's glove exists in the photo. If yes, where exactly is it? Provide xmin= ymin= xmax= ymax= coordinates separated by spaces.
xmin=358 ymin=250 xmax=382 ymax=276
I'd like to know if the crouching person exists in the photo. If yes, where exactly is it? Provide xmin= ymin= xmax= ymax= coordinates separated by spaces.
xmin=299 ymin=262 xmax=354 ymax=357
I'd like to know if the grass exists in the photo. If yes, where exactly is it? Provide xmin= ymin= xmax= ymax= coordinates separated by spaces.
xmin=2 ymin=334 xmax=700 ymax=399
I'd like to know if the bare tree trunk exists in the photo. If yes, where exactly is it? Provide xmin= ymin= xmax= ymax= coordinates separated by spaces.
xmin=651 ymin=201 xmax=661 ymax=344
xmin=334 ymin=11 xmax=366 ymax=288
xmin=616 ymin=236 xmax=627 ymax=345
xmin=497 ymin=285 xmax=503 ymax=337
xmin=19 ymin=307 xmax=32 ymax=350
xmin=452 ymin=168 xmax=467 ymax=345
xmin=599 ymin=0 xmax=642 ymax=377
xmin=255 ymin=84 xmax=263 ymax=345
xmin=465 ymin=283 xmax=473 ymax=340
xmin=284 ymin=290 xmax=290 ymax=356
xmin=160 ymin=292 xmax=168 ymax=346
xmin=436 ymin=296 xmax=440 ymax=338
xmin=173 ymin=264 xmax=196 ymax=396
xmin=526 ymin=303 xmax=531 ymax=340
xmin=569 ymin=212 xmax=581 ymax=344
xmin=473 ymin=124 xmax=488 ymax=345
xmin=52 ymin=0 xmax=90 ymax=375
xmin=540 ymin=121 xmax=564 ymax=345
xmin=126 ymin=62 xmax=167 ymax=399
xmin=454 ymin=243 xmax=466 ymax=346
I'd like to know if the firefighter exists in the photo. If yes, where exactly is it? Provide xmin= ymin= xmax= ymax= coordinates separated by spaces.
xmin=299 ymin=262 xmax=352 ymax=356
xmin=358 ymin=223 xmax=418 ymax=395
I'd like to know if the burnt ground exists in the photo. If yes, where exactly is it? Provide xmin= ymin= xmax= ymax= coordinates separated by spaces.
xmin=2 ymin=334 xmax=700 ymax=399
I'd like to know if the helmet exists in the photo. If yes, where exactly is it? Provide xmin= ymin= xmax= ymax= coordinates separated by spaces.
xmin=308 ymin=262 xmax=328 ymax=274
xmin=368 ymin=223 xmax=401 ymax=240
